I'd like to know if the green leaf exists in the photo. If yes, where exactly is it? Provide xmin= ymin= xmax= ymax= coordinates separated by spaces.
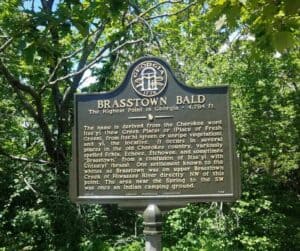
xmin=72 ymin=19 xmax=89 ymax=36
xmin=272 ymin=31 xmax=295 ymax=52
xmin=284 ymin=0 xmax=300 ymax=15
xmin=23 ymin=43 xmax=35 ymax=64
xmin=225 ymin=5 xmax=240 ymax=28
xmin=216 ymin=0 xmax=227 ymax=6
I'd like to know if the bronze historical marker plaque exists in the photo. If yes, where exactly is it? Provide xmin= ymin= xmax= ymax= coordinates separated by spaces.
xmin=70 ymin=57 xmax=240 ymax=206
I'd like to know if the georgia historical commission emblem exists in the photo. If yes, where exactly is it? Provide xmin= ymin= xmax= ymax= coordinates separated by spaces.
xmin=131 ymin=60 xmax=167 ymax=97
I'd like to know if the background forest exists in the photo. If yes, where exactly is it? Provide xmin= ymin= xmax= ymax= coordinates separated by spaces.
xmin=0 ymin=0 xmax=299 ymax=250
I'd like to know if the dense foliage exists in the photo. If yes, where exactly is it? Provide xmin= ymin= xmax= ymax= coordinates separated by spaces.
xmin=0 ymin=0 xmax=299 ymax=250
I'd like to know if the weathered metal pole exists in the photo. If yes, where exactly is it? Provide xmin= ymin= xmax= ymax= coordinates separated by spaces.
xmin=143 ymin=204 xmax=162 ymax=251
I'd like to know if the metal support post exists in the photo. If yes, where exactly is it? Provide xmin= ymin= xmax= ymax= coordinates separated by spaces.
xmin=143 ymin=204 xmax=162 ymax=251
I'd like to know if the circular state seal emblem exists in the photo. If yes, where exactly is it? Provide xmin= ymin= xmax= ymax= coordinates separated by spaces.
xmin=131 ymin=60 xmax=167 ymax=97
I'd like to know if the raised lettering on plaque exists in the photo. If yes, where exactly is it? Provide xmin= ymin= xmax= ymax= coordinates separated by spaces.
xmin=70 ymin=57 xmax=241 ymax=206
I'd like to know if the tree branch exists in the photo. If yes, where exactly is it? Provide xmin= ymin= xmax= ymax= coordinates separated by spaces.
xmin=127 ymin=0 xmax=185 ymax=27
xmin=134 ymin=15 xmax=163 ymax=53
xmin=0 ymin=37 xmax=13 ymax=53
xmin=140 ymin=0 xmax=184 ymax=18
xmin=0 ymin=60 xmax=56 ymax=159
xmin=51 ymin=38 xmax=143 ymax=87
xmin=0 ymin=61 xmax=57 ymax=161
xmin=14 ymin=90 xmax=56 ymax=161
xmin=47 ymin=0 xmax=191 ymax=107
xmin=41 ymin=0 xmax=55 ymax=12
xmin=145 ymin=1 xmax=197 ymax=20
xmin=23 ymin=177 xmax=39 ymax=195
xmin=46 ymin=47 xmax=84 ymax=85
xmin=0 ymin=146 xmax=48 ymax=164
xmin=0 ymin=59 xmax=39 ymax=99
xmin=61 ymin=38 xmax=143 ymax=112
xmin=46 ymin=24 xmax=106 ymax=89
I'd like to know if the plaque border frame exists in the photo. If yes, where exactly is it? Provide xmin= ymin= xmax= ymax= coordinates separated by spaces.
xmin=69 ymin=56 xmax=241 ymax=206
